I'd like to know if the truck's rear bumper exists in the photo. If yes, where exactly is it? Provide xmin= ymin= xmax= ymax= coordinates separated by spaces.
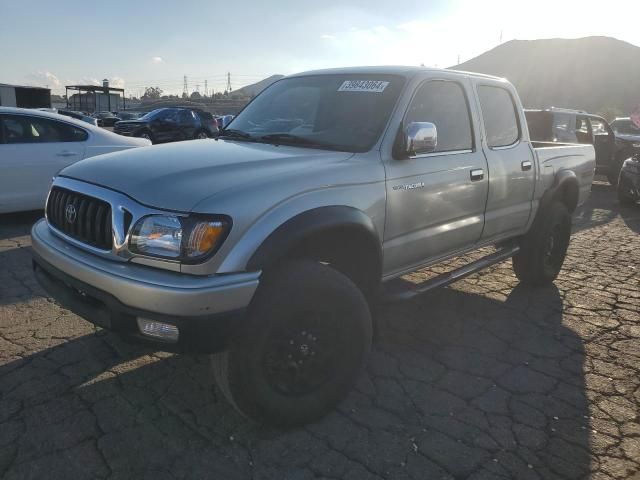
xmin=31 ymin=219 xmax=260 ymax=352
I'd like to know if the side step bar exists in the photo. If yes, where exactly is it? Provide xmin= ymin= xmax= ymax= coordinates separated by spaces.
xmin=383 ymin=244 xmax=520 ymax=302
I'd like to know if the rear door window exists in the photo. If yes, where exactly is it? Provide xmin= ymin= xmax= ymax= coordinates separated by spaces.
xmin=477 ymin=86 xmax=520 ymax=148
xmin=0 ymin=115 xmax=88 ymax=143
xmin=179 ymin=110 xmax=196 ymax=124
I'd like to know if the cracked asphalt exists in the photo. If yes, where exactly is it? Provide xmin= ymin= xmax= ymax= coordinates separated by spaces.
xmin=1 ymin=180 xmax=639 ymax=480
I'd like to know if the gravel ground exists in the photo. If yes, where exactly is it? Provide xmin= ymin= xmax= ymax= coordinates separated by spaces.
xmin=0 ymin=181 xmax=638 ymax=480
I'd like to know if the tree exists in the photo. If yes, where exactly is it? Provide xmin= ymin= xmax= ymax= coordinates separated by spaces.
xmin=190 ymin=91 xmax=202 ymax=100
xmin=142 ymin=87 xmax=163 ymax=101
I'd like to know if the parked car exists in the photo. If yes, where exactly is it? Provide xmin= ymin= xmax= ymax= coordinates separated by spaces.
xmin=617 ymin=153 xmax=640 ymax=205
xmin=93 ymin=111 xmax=121 ymax=127
xmin=610 ymin=117 xmax=640 ymax=139
xmin=525 ymin=108 xmax=624 ymax=184
xmin=610 ymin=117 xmax=640 ymax=171
xmin=0 ymin=107 xmax=150 ymax=213
xmin=57 ymin=109 xmax=99 ymax=126
xmin=113 ymin=107 xmax=217 ymax=143
xmin=31 ymin=67 xmax=594 ymax=426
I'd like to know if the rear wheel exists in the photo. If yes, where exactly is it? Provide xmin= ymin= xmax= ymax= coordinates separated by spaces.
xmin=212 ymin=260 xmax=372 ymax=427
xmin=512 ymin=201 xmax=571 ymax=286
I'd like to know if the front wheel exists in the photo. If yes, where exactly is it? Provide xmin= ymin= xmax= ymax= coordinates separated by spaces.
xmin=512 ymin=201 xmax=571 ymax=286
xmin=138 ymin=131 xmax=154 ymax=144
xmin=212 ymin=260 xmax=372 ymax=427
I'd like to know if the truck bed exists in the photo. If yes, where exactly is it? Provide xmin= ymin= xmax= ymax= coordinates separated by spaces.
xmin=532 ymin=142 xmax=596 ymax=208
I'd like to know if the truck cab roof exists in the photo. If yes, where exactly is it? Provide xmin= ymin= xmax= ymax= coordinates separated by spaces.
xmin=288 ymin=65 xmax=507 ymax=82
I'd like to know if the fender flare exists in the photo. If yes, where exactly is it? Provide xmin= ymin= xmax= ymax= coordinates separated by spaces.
xmin=247 ymin=206 xmax=382 ymax=276
xmin=539 ymin=169 xmax=580 ymax=214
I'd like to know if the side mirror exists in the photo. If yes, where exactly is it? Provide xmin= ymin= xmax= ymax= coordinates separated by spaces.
xmin=404 ymin=121 xmax=437 ymax=156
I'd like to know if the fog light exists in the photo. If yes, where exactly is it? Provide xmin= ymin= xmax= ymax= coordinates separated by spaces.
xmin=137 ymin=317 xmax=179 ymax=342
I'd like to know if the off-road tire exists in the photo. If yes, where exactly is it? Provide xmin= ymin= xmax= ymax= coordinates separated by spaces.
xmin=512 ymin=201 xmax=571 ymax=286
xmin=212 ymin=259 xmax=372 ymax=427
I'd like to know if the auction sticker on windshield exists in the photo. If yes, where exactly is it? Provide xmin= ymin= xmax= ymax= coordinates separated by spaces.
xmin=338 ymin=80 xmax=389 ymax=93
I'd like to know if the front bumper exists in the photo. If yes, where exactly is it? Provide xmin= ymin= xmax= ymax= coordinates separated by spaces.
xmin=31 ymin=219 xmax=260 ymax=352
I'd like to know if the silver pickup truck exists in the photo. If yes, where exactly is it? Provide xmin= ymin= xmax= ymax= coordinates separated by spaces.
xmin=31 ymin=67 xmax=595 ymax=426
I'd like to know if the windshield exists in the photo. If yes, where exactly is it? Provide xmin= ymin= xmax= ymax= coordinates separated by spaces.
xmin=139 ymin=109 xmax=166 ymax=120
xmin=226 ymin=74 xmax=405 ymax=152
xmin=611 ymin=119 xmax=640 ymax=135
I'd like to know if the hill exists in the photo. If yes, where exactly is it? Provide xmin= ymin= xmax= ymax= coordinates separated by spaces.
xmin=453 ymin=36 xmax=640 ymax=117
xmin=233 ymin=75 xmax=285 ymax=97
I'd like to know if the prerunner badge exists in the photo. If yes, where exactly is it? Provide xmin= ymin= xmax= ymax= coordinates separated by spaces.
xmin=338 ymin=80 xmax=389 ymax=93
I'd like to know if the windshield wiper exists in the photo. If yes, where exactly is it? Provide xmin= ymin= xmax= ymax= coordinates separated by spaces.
xmin=256 ymin=133 xmax=347 ymax=151
xmin=218 ymin=129 xmax=254 ymax=141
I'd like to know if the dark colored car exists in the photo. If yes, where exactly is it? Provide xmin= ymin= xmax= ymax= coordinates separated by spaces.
xmin=56 ymin=109 xmax=99 ymax=126
xmin=610 ymin=118 xmax=640 ymax=174
xmin=525 ymin=108 xmax=629 ymax=185
xmin=93 ymin=111 xmax=121 ymax=127
xmin=618 ymin=153 xmax=640 ymax=206
xmin=113 ymin=108 xmax=218 ymax=144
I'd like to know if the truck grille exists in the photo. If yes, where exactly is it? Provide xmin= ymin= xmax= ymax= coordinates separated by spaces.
xmin=46 ymin=187 xmax=113 ymax=250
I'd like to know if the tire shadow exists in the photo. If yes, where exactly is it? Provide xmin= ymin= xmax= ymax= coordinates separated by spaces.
xmin=0 ymin=211 xmax=42 ymax=241
xmin=0 ymin=279 xmax=592 ymax=479
xmin=366 ymin=282 xmax=591 ymax=479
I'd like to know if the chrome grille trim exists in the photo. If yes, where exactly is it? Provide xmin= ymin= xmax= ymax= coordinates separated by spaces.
xmin=45 ymin=177 xmax=185 ymax=264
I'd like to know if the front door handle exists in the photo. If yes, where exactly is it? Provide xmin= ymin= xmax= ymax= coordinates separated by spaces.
xmin=521 ymin=160 xmax=532 ymax=171
xmin=56 ymin=151 xmax=79 ymax=157
xmin=470 ymin=168 xmax=484 ymax=181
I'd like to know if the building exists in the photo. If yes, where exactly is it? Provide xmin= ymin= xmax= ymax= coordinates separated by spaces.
xmin=66 ymin=79 xmax=125 ymax=113
xmin=0 ymin=83 xmax=51 ymax=108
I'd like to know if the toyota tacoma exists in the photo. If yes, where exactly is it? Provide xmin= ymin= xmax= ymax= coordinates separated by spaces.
xmin=32 ymin=67 xmax=596 ymax=426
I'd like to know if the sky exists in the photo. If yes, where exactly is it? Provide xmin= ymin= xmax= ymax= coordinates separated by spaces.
xmin=1 ymin=0 xmax=639 ymax=96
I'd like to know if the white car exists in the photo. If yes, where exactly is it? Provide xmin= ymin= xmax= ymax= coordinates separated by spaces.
xmin=0 ymin=107 xmax=151 ymax=213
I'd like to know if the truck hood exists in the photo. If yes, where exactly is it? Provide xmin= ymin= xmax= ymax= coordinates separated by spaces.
xmin=59 ymin=139 xmax=354 ymax=211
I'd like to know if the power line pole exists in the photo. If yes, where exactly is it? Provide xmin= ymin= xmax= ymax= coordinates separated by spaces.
xmin=183 ymin=75 xmax=188 ymax=97
xmin=225 ymin=72 xmax=232 ymax=94
xmin=204 ymin=80 xmax=208 ymax=97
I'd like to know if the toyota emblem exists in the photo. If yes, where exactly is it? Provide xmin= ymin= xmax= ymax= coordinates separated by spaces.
xmin=65 ymin=204 xmax=77 ymax=223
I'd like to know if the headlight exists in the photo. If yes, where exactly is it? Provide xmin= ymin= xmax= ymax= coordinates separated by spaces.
xmin=129 ymin=214 xmax=230 ymax=262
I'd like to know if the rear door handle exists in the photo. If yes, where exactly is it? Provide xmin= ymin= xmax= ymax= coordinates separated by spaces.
xmin=521 ymin=160 xmax=532 ymax=171
xmin=470 ymin=168 xmax=484 ymax=181
xmin=56 ymin=151 xmax=79 ymax=157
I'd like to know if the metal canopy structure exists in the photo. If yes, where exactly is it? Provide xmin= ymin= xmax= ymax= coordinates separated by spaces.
xmin=65 ymin=84 xmax=126 ymax=112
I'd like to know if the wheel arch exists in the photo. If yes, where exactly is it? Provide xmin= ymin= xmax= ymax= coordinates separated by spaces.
xmin=544 ymin=169 xmax=580 ymax=214
xmin=247 ymin=206 xmax=382 ymax=294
